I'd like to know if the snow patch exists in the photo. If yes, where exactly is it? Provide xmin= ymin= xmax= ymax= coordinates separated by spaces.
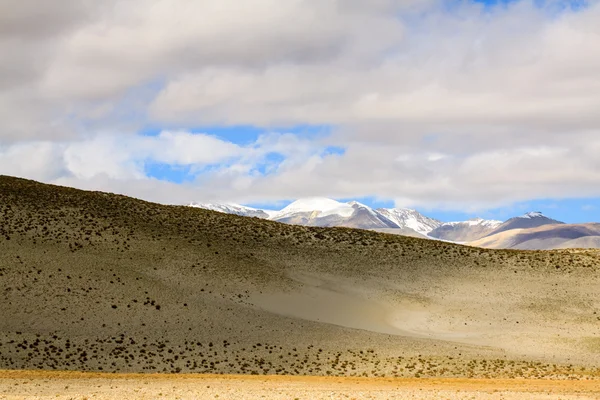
xmin=519 ymin=211 xmax=544 ymax=219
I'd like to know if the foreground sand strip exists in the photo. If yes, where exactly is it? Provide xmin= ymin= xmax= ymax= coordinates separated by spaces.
xmin=1 ymin=370 xmax=599 ymax=400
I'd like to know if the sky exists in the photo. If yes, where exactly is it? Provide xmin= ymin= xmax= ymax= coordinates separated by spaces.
xmin=1 ymin=0 xmax=600 ymax=223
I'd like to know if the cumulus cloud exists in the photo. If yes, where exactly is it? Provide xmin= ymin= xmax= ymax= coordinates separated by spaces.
xmin=1 ymin=0 xmax=600 ymax=210
xmin=0 ymin=131 xmax=328 ymax=204
xmin=2 ymin=129 xmax=600 ymax=209
xmin=0 ymin=131 xmax=243 ymax=181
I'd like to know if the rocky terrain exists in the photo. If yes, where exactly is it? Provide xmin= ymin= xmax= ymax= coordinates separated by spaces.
xmin=428 ymin=218 xmax=503 ymax=242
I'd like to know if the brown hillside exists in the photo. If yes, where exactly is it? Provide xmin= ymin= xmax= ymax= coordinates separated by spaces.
xmin=0 ymin=175 xmax=599 ymax=379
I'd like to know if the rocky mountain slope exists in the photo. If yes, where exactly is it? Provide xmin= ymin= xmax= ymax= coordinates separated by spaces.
xmin=428 ymin=218 xmax=503 ymax=242
xmin=376 ymin=208 xmax=441 ymax=236
xmin=1 ymin=175 xmax=600 ymax=379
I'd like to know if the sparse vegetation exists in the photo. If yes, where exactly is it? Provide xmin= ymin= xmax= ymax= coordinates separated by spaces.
xmin=0 ymin=175 xmax=599 ymax=379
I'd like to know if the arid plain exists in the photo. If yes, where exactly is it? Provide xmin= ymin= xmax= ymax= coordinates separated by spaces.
xmin=1 ymin=175 xmax=599 ymax=399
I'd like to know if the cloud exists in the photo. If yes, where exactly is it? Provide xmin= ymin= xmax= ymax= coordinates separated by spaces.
xmin=0 ymin=131 xmax=328 ymax=203
xmin=148 ymin=1 xmax=600 ymax=139
xmin=0 ymin=141 xmax=67 ymax=181
xmin=1 ymin=1 xmax=600 ymax=210
xmin=3 ymin=129 xmax=600 ymax=210
xmin=0 ymin=131 xmax=242 ymax=182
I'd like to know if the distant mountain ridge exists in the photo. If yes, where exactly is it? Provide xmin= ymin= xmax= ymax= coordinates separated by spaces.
xmin=468 ymin=223 xmax=600 ymax=250
xmin=187 ymin=199 xmax=600 ymax=249
xmin=191 ymin=197 xmax=441 ymax=236
xmin=485 ymin=211 xmax=564 ymax=237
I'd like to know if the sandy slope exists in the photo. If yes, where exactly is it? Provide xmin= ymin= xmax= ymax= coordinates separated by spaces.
xmin=1 ymin=371 xmax=599 ymax=400
xmin=1 ymin=175 xmax=600 ymax=379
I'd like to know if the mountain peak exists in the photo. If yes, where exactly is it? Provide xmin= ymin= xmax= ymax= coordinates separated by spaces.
xmin=519 ymin=211 xmax=544 ymax=219
xmin=485 ymin=211 xmax=564 ymax=237
xmin=279 ymin=197 xmax=346 ymax=213
xmin=347 ymin=200 xmax=370 ymax=208
xmin=376 ymin=207 xmax=441 ymax=235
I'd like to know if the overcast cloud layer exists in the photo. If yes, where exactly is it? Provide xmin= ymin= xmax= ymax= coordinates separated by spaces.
xmin=1 ymin=0 xmax=600 ymax=211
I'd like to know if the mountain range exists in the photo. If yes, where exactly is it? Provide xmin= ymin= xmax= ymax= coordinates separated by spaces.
xmin=190 ymin=197 xmax=442 ymax=236
xmin=190 ymin=198 xmax=599 ymax=250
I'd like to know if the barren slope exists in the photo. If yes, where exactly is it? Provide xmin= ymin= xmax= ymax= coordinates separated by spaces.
xmin=0 ymin=176 xmax=599 ymax=378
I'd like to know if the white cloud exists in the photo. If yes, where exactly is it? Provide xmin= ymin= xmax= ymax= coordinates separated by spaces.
xmin=0 ymin=131 xmax=243 ymax=184
xmin=3 ymin=129 xmax=600 ymax=210
xmin=1 ymin=0 xmax=600 ymax=210
xmin=0 ymin=142 xmax=67 ymax=181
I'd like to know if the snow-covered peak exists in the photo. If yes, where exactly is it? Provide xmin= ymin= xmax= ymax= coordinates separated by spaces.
xmin=275 ymin=197 xmax=355 ymax=219
xmin=377 ymin=208 xmax=441 ymax=235
xmin=280 ymin=197 xmax=345 ymax=213
xmin=518 ymin=211 xmax=544 ymax=219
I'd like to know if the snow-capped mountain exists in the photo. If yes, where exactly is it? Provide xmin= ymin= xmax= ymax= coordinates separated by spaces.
xmin=376 ymin=208 xmax=441 ymax=236
xmin=485 ymin=211 xmax=564 ymax=237
xmin=519 ymin=211 xmax=544 ymax=219
xmin=188 ymin=202 xmax=276 ymax=219
xmin=271 ymin=197 xmax=355 ymax=221
xmin=190 ymin=197 xmax=437 ymax=233
xmin=271 ymin=198 xmax=400 ymax=229
xmin=188 ymin=201 xmax=567 ymax=244
xmin=428 ymin=218 xmax=503 ymax=242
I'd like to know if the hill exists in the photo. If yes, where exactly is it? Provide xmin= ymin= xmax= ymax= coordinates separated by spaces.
xmin=486 ymin=212 xmax=564 ymax=237
xmin=468 ymin=223 xmax=600 ymax=250
xmin=1 ymin=175 xmax=599 ymax=379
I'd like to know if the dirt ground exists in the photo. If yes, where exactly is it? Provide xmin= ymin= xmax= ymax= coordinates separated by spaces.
xmin=1 ymin=371 xmax=599 ymax=400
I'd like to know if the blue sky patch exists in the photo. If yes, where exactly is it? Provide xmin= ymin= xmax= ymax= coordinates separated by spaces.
xmin=144 ymin=162 xmax=195 ymax=184
xmin=423 ymin=198 xmax=600 ymax=223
